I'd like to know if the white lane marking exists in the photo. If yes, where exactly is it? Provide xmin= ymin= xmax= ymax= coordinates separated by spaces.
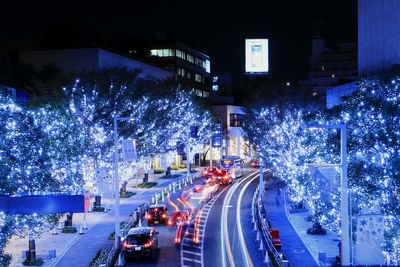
xmin=182 ymin=257 xmax=202 ymax=263
xmin=237 ymin=174 xmax=258 ymax=267
xmin=221 ymin=171 xmax=259 ymax=267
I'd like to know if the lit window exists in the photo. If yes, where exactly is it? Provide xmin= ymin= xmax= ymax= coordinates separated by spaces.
xmin=195 ymin=89 xmax=203 ymax=97
xmin=203 ymin=91 xmax=210 ymax=97
xmin=187 ymin=72 xmax=191 ymax=79
xmin=205 ymin=60 xmax=210 ymax=73
xmin=187 ymin=54 xmax=194 ymax=63
xmin=150 ymin=49 xmax=175 ymax=57
xmin=195 ymin=74 xmax=202 ymax=82
xmin=331 ymin=74 xmax=335 ymax=78
xmin=212 ymin=85 xmax=219 ymax=91
xmin=230 ymin=113 xmax=245 ymax=127
xmin=321 ymin=65 xmax=325 ymax=71
xmin=177 ymin=49 xmax=186 ymax=59
xmin=313 ymin=92 xmax=318 ymax=96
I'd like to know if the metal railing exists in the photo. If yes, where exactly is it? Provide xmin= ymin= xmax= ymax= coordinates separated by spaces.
xmin=252 ymin=186 xmax=290 ymax=266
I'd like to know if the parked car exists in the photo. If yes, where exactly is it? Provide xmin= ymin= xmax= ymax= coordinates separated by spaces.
xmin=122 ymin=227 xmax=159 ymax=261
xmin=251 ymin=159 xmax=261 ymax=168
xmin=147 ymin=204 xmax=168 ymax=225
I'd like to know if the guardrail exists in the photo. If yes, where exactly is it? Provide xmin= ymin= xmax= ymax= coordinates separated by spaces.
xmin=252 ymin=185 xmax=290 ymax=266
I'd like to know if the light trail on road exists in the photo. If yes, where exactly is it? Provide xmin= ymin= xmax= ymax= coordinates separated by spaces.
xmin=221 ymin=171 xmax=259 ymax=267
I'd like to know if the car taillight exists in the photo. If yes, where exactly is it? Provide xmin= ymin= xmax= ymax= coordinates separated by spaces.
xmin=223 ymin=175 xmax=228 ymax=179
xmin=162 ymin=214 xmax=167 ymax=218
xmin=124 ymin=241 xmax=134 ymax=249
xmin=175 ymin=237 xmax=180 ymax=243
xmin=147 ymin=214 xmax=152 ymax=219
xmin=155 ymin=208 xmax=159 ymax=211
xmin=144 ymin=239 xmax=154 ymax=248
xmin=177 ymin=216 xmax=181 ymax=220
xmin=168 ymin=220 xmax=173 ymax=225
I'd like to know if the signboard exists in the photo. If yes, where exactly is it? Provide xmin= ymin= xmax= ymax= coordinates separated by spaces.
xmin=176 ymin=141 xmax=185 ymax=156
xmin=122 ymin=139 xmax=137 ymax=161
xmin=212 ymin=122 xmax=222 ymax=148
xmin=0 ymin=192 xmax=90 ymax=214
xmin=245 ymin=39 xmax=269 ymax=74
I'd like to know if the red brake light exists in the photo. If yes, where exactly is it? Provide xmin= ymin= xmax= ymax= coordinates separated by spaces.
xmin=155 ymin=208 xmax=159 ymax=212
xmin=144 ymin=239 xmax=154 ymax=248
xmin=162 ymin=214 xmax=167 ymax=218
xmin=124 ymin=241 xmax=134 ymax=249
xmin=147 ymin=214 xmax=152 ymax=219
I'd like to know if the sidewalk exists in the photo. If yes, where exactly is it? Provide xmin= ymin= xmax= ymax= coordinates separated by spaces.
xmin=263 ymin=188 xmax=318 ymax=267
xmin=283 ymin=188 xmax=339 ymax=265
xmin=4 ymin=168 xmax=191 ymax=267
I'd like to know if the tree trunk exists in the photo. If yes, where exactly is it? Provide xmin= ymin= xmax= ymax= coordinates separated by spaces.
xmin=28 ymin=239 xmax=36 ymax=262
xmin=120 ymin=181 xmax=128 ymax=195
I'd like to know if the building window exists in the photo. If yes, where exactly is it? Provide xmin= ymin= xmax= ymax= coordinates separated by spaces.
xmin=195 ymin=89 xmax=203 ymax=97
xmin=212 ymin=85 xmax=219 ymax=91
xmin=150 ymin=49 xmax=175 ymax=57
xmin=205 ymin=60 xmax=211 ymax=73
xmin=176 ymin=49 xmax=186 ymax=59
xmin=177 ymin=67 xmax=186 ymax=77
xmin=195 ymin=74 xmax=203 ymax=83
xmin=321 ymin=65 xmax=325 ymax=71
xmin=230 ymin=113 xmax=245 ymax=127
xmin=331 ymin=74 xmax=335 ymax=78
xmin=203 ymin=91 xmax=210 ymax=97
xmin=313 ymin=92 xmax=318 ymax=96
xmin=187 ymin=72 xmax=191 ymax=79
xmin=187 ymin=54 xmax=194 ymax=63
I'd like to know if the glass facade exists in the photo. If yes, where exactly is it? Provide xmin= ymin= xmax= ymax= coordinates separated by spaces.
xmin=230 ymin=113 xmax=246 ymax=127
xmin=150 ymin=49 xmax=175 ymax=57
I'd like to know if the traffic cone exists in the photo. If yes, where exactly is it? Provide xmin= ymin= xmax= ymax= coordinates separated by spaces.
xmin=178 ymin=181 xmax=182 ymax=190
xmin=258 ymin=240 xmax=264 ymax=251
xmin=184 ymin=179 xmax=187 ymax=187
xmin=51 ymin=227 xmax=58 ymax=235
xmin=256 ymin=230 xmax=261 ymax=241
xmin=104 ymin=205 xmax=108 ymax=213
xmin=79 ymin=225 xmax=84 ymax=235
xmin=161 ymin=192 xmax=165 ymax=202
xmin=57 ymin=222 xmax=62 ymax=230
xmin=173 ymin=182 xmax=176 ymax=193
xmin=83 ymin=221 xmax=88 ymax=230
xmin=88 ymin=203 xmax=92 ymax=212
xmin=155 ymin=196 xmax=158 ymax=205
xmin=190 ymin=176 xmax=193 ymax=183
xmin=138 ymin=219 xmax=142 ymax=227
xmin=169 ymin=184 xmax=172 ymax=191
xmin=264 ymin=251 xmax=270 ymax=263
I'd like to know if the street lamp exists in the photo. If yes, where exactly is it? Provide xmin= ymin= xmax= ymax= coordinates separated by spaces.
xmin=113 ymin=117 xmax=134 ymax=246
xmin=307 ymin=124 xmax=351 ymax=266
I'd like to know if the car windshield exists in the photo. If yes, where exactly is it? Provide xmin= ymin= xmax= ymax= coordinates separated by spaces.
xmin=127 ymin=235 xmax=150 ymax=245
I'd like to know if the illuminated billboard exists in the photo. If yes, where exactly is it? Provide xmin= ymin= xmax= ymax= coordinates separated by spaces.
xmin=245 ymin=39 xmax=269 ymax=74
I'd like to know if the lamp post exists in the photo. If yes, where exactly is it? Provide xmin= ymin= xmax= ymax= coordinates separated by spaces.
xmin=307 ymin=124 xmax=350 ymax=266
xmin=113 ymin=117 xmax=134 ymax=247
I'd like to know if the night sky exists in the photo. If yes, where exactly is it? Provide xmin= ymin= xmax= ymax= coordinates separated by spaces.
xmin=0 ymin=0 xmax=357 ymax=85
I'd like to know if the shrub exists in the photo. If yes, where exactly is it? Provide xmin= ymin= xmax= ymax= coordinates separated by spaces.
xmin=179 ymin=164 xmax=187 ymax=169
xmin=23 ymin=258 xmax=44 ymax=266
xmin=153 ymin=168 xmax=165 ymax=174
xmin=138 ymin=182 xmax=157 ymax=188
xmin=170 ymin=165 xmax=179 ymax=170
xmin=62 ymin=226 xmax=78 ymax=233
xmin=120 ymin=191 xmax=136 ymax=198
xmin=89 ymin=248 xmax=110 ymax=267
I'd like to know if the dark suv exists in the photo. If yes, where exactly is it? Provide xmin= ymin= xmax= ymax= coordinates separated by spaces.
xmin=122 ymin=227 xmax=159 ymax=261
xmin=147 ymin=204 xmax=168 ymax=225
